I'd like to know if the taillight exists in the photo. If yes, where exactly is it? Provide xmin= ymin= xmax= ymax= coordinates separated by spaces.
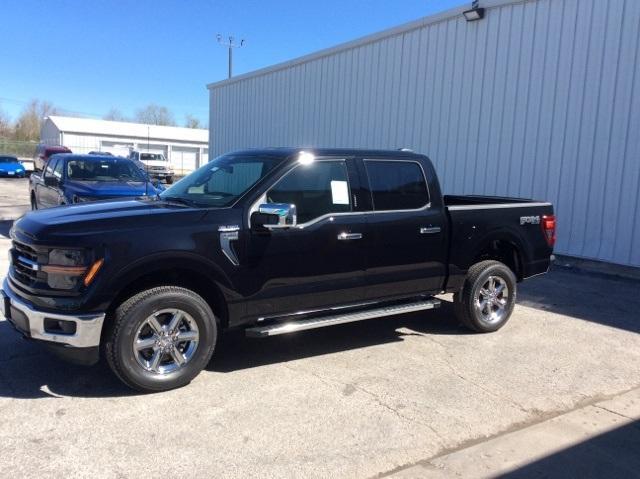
xmin=541 ymin=215 xmax=556 ymax=247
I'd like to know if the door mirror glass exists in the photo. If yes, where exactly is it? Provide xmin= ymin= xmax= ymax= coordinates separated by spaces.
xmin=44 ymin=176 xmax=59 ymax=187
xmin=252 ymin=203 xmax=297 ymax=229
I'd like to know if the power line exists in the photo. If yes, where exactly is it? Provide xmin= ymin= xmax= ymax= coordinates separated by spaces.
xmin=0 ymin=96 xmax=104 ymax=119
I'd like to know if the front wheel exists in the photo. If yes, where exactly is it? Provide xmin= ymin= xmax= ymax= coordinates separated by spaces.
xmin=104 ymin=286 xmax=218 ymax=392
xmin=165 ymin=176 xmax=173 ymax=184
xmin=453 ymin=260 xmax=517 ymax=333
xmin=30 ymin=194 xmax=37 ymax=210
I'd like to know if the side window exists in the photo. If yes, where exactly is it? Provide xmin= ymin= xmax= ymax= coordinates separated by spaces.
xmin=44 ymin=158 xmax=57 ymax=178
xmin=53 ymin=159 xmax=64 ymax=179
xmin=267 ymin=160 xmax=351 ymax=224
xmin=365 ymin=160 xmax=429 ymax=211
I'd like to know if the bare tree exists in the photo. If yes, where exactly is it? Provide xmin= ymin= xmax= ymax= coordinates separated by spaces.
xmin=0 ymin=106 xmax=12 ymax=138
xmin=184 ymin=114 xmax=202 ymax=129
xmin=104 ymin=108 xmax=127 ymax=122
xmin=134 ymin=104 xmax=176 ymax=126
xmin=13 ymin=99 xmax=58 ymax=141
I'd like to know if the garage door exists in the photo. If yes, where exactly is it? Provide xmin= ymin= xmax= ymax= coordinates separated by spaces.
xmin=136 ymin=144 xmax=168 ymax=157
xmin=171 ymin=147 xmax=198 ymax=175
xmin=100 ymin=141 xmax=133 ymax=157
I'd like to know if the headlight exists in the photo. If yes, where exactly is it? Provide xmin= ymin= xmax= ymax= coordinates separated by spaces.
xmin=48 ymin=248 xmax=85 ymax=266
xmin=44 ymin=249 xmax=87 ymax=289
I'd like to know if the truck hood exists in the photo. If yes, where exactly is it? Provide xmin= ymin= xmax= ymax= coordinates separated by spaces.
xmin=66 ymin=180 xmax=159 ymax=197
xmin=140 ymin=160 xmax=170 ymax=168
xmin=12 ymin=199 xmax=213 ymax=244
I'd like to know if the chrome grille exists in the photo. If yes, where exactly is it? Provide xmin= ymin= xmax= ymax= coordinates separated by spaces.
xmin=13 ymin=240 xmax=37 ymax=262
xmin=11 ymin=240 xmax=41 ymax=286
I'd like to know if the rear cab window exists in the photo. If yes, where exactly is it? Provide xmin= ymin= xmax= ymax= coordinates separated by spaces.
xmin=364 ymin=160 xmax=429 ymax=211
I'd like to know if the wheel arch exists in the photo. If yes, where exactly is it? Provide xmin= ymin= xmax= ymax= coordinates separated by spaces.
xmin=471 ymin=230 xmax=527 ymax=281
xmin=105 ymin=254 xmax=232 ymax=330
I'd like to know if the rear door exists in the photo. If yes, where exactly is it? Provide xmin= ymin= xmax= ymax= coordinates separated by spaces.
xmin=243 ymin=158 xmax=368 ymax=318
xmin=360 ymin=158 xmax=447 ymax=300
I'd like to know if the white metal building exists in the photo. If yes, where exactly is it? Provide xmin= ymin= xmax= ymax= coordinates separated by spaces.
xmin=41 ymin=116 xmax=209 ymax=175
xmin=208 ymin=0 xmax=640 ymax=268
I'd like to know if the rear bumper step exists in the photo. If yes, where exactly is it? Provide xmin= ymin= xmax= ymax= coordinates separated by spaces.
xmin=246 ymin=298 xmax=441 ymax=338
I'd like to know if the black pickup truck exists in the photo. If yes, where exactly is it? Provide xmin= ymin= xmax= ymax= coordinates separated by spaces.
xmin=1 ymin=148 xmax=555 ymax=392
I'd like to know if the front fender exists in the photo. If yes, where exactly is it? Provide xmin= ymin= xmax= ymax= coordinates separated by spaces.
xmin=108 ymin=251 xmax=236 ymax=303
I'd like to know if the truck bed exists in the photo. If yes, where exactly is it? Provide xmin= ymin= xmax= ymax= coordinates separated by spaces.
xmin=444 ymin=195 xmax=548 ymax=208
xmin=442 ymin=194 xmax=554 ymax=289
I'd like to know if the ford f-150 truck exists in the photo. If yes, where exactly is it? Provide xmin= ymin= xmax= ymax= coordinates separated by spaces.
xmin=1 ymin=148 xmax=555 ymax=392
xmin=29 ymin=154 xmax=162 ymax=209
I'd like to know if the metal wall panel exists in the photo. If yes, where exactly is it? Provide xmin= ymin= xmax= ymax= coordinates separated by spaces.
xmin=209 ymin=0 xmax=640 ymax=267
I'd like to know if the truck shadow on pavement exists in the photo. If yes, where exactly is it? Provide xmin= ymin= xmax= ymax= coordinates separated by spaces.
xmin=518 ymin=266 xmax=640 ymax=334
xmin=209 ymin=301 xmax=468 ymax=373
xmin=0 ymin=220 xmax=13 ymax=238
xmin=0 ymin=268 xmax=637 ymax=398
xmin=0 ymin=303 xmax=467 ymax=399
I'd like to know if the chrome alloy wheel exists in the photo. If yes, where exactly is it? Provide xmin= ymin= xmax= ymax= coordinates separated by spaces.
xmin=133 ymin=309 xmax=199 ymax=374
xmin=475 ymin=276 xmax=510 ymax=325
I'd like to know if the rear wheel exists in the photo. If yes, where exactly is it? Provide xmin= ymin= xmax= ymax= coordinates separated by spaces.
xmin=453 ymin=260 xmax=517 ymax=333
xmin=30 ymin=193 xmax=37 ymax=210
xmin=104 ymin=286 xmax=217 ymax=392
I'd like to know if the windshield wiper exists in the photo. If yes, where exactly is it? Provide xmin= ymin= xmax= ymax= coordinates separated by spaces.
xmin=161 ymin=196 xmax=202 ymax=207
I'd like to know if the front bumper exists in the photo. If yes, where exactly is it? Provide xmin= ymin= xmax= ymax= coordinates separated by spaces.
xmin=1 ymin=277 xmax=105 ymax=349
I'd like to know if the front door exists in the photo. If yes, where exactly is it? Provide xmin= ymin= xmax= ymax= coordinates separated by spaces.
xmin=360 ymin=159 xmax=447 ymax=300
xmin=37 ymin=158 xmax=63 ymax=208
xmin=244 ymin=158 xmax=367 ymax=318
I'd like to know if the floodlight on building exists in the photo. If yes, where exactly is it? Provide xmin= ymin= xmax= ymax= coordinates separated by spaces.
xmin=463 ymin=1 xmax=485 ymax=22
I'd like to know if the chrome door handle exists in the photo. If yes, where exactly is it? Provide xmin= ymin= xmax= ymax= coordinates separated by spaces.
xmin=420 ymin=226 xmax=441 ymax=234
xmin=337 ymin=232 xmax=363 ymax=241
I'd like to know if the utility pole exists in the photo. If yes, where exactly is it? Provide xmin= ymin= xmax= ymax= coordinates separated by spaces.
xmin=216 ymin=34 xmax=245 ymax=79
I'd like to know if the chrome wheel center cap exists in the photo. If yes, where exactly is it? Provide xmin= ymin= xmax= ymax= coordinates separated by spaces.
xmin=158 ymin=335 xmax=174 ymax=351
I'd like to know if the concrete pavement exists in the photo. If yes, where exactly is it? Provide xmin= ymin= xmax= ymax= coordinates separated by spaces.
xmin=387 ymin=388 xmax=640 ymax=478
xmin=0 ymin=178 xmax=639 ymax=478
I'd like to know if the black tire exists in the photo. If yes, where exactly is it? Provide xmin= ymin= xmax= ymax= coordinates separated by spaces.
xmin=30 ymin=194 xmax=37 ymax=210
xmin=104 ymin=286 xmax=218 ymax=392
xmin=165 ymin=176 xmax=173 ymax=184
xmin=453 ymin=260 xmax=517 ymax=333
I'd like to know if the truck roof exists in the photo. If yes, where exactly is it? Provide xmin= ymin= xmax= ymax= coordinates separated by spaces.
xmin=225 ymin=147 xmax=425 ymax=159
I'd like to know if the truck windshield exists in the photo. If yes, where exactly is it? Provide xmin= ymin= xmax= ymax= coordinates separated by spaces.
xmin=140 ymin=153 xmax=166 ymax=161
xmin=67 ymin=158 xmax=146 ymax=182
xmin=160 ymin=153 xmax=283 ymax=207
xmin=0 ymin=157 xmax=20 ymax=163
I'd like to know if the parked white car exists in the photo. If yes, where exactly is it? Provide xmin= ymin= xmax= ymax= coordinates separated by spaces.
xmin=129 ymin=151 xmax=174 ymax=184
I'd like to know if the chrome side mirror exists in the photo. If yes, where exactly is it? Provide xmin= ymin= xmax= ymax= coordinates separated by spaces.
xmin=254 ymin=203 xmax=297 ymax=229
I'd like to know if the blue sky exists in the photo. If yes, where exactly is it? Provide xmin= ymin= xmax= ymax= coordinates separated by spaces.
xmin=1 ymin=0 xmax=466 ymax=126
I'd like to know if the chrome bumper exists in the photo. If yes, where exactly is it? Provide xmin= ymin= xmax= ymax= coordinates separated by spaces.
xmin=1 ymin=278 xmax=105 ymax=348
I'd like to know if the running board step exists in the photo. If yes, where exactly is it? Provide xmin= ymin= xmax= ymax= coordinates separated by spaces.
xmin=245 ymin=298 xmax=441 ymax=338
